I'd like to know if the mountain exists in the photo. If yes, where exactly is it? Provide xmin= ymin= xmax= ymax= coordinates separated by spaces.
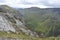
xmin=0 ymin=5 xmax=39 ymax=39
xmin=0 ymin=5 xmax=60 ymax=40
xmin=18 ymin=7 xmax=60 ymax=37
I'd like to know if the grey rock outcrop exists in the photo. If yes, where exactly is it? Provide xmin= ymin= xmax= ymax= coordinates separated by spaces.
xmin=0 ymin=13 xmax=39 ymax=37
xmin=0 ymin=15 xmax=15 ymax=32
xmin=0 ymin=5 xmax=39 ymax=37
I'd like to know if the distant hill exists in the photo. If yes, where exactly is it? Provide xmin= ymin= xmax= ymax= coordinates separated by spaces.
xmin=18 ymin=7 xmax=60 ymax=37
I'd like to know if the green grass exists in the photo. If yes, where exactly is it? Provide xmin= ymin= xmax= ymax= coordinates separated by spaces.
xmin=0 ymin=31 xmax=38 ymax=40
xmin=0 ymin=32 xmax=60 ymax=40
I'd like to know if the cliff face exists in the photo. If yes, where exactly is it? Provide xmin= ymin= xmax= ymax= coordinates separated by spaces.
xmin=0 ymin=15 xmax=15 ymax=32
xmin=0 ymin=5 xmax=39 ymax=37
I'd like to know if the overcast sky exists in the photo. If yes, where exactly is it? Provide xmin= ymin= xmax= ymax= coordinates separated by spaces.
xmin=0 ymin=0 xmax=60 ymax=8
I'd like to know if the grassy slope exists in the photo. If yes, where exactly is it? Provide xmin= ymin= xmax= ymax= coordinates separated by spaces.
xmin=0 ymin=32 xmax=60 ymax=40
xmin=19 ymin=8 xmax=60 ymax=37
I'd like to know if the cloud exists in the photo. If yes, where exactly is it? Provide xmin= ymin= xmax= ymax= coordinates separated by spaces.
xmin=43 ymin=0 xmax=60 ymax=8
xmin=11 ymin=4 xmax=48 ymax=8
xmin=22 ymin=0 xmax=40 ymax=4
xmin=0 ymin=0 xmax=60 ymax=8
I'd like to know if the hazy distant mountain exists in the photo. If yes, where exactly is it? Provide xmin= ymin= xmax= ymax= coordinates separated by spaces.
xmin=18 ymin=7 xmax=60 ymax=37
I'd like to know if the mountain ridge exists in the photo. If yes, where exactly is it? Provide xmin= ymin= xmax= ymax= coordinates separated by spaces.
xmin=18 ymin=7 xmax=60 ymax=37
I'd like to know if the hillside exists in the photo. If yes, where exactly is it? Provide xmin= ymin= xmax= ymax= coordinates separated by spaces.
xmin=18 ymin=7 xmax=60 ymax=37
xmin=0 ymin=5 xmax=41 ymax=40
xmin=0 ymin=5 xmax=60 ymax=40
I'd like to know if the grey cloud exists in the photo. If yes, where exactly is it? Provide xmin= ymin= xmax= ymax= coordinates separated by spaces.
xmin=0 ymin=0 xmax=5 ymax=3
xmin=0 ymin=0 xmax=60 ymax=8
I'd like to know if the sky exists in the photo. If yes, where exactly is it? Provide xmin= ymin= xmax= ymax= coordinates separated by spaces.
xmin=0 ymin=0 xmax=60 ymax=8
